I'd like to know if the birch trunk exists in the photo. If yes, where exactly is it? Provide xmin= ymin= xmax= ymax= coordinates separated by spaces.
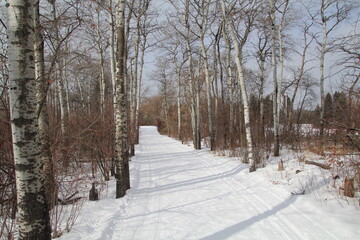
xmin=221 ymin=0 xmax=255 ymax=172
xmin=135 ymin=38 xmax=146 ymax=144
xmin=129 ymin=14 xmax=141 ymax=156
xmin=51 ymin=0 xmax=68 ymax=137
xmin=259 ymin=51 xmax=266 ymax=140
xmin=35 ymin=0 xmax=57 ymax=210
xmin=64 ymin=63 xmax=71 ymax=115
xmin=195 ymin=86 xmax=201 ymax=149
xmin=185 ymin=0 xmax=201 ymax=149
xmin=215 ymin=28 xmax=224 ymax=145
xmin=199 ymin=1 xmax=215 ymax=151
xmin=8 ymin=0 xmax=51 ymax=238
xmin=114 ymin=0 xmax=130 ymax=198
xmin=319 ymin=0 xmax=328 ymax=141
xmin=96 ymin=10 xmax=106 ymax=116
xmin=268 ymin=0 xmax=280 ymax=156
xmin=276 ymin=0 xmax=289 ymax=155
xmin=289 ymin=23 xmax=311 ymax=130
xmin=109 ymin=0 xmax=116 ymax=97
xmin=223 ymin=25 xmax=234 ymax=147
xmin=177 ymin=69 xmax=182 ymax=140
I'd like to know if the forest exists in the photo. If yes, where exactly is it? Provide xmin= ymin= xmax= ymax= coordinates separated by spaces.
xmin=0 ymin=0 xmax=359 ymax=239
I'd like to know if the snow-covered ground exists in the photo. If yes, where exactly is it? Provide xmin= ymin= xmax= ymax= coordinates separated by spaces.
xmin=58 ymin=126 xmax=360 ymax=240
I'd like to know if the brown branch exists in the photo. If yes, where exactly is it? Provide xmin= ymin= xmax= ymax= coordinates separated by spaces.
xmin=58 ymin=191 xmax=81 ymax=205
xmin=58 ymin=197 xmax=82 ymax=205
xmin=318 ymin=118 xmax=360 ymax=132
xmin=305 ymin=160 xmax=331 ymax=170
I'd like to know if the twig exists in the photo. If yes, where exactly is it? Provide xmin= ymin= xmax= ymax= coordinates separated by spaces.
xmin=318 ymin=118 xmax=360 ymax=132
xmin=305 ymin=160 xmax=331 ymax=170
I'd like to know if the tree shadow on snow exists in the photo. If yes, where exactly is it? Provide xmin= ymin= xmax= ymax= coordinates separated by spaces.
xmin=137 ymin=164 xmax=248 ymax=194
xmin=199 ymin=195 xmax=299 ymax=240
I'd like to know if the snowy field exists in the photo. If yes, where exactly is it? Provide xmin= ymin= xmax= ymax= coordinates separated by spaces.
xmin=59 ymin=126 xmax=360 ymax=240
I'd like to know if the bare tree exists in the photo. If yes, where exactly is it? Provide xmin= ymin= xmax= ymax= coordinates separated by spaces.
xmin=304 ymin=0 xmax=353 ymax=150
xmin=35 ymin=0 xmax=57 ymax=210
xmin=114 ymin=0 xmax=130 ymax=198
xmin=129 ymin=0 xmax=151 ymax=156
xmin=195 ymin=0 xmax=216 ymax=150
xmin=286 ymin=21 xmax=314 ymax=130
xmin=222 ymin=21 xmax=235 ymax=147
xmin=221 ymin=0 xmax=260 ymax=172
xmin=335 ymin=18 xmax=360 ymax=129
xmin=268 ymin=0 xmax=289 ymax=156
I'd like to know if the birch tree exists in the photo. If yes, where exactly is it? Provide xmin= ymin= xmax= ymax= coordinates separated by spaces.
xmin=254 ymin=27 xmax=271 ymax=142
xmin=336 ymin=22 xmax=360 ymax=129
xmin=286 ymin=22 xmax=313 ymax=130
xmin=195 ymin=0 xmax=215 ymax=150
xmin=167 ymin=0 xmax=201 ymax=149
xmin=221 ymin=0 xmax=259 ymax=172
xmin=108 ymin=0 xmax=116 ymax=97
xmin=184 ymin=0 xmax=201 ymax=149
xmin=95 ymin=7 xmax=106 ymax=116
xmin=45 ymin=0 xmax=81 ymax=137
xmin=319 ymin=0 xmax=352 ymax=139
xmin=7 ymin=0 xmax=51 ymax=238
xmin=222 ymin=22 xmax=235 ymax=147
xmin=114 ymin=0 xmax=130 ymax=198
xmin=35 ymin=0 xmax=57 ymax=209
xmin=130 ymin=0 xmax=151 ymax=156
xmin=267 ymin=0 xmax=290 ymax=156
xmin=49 ymin=0 xmax=69 ymax=136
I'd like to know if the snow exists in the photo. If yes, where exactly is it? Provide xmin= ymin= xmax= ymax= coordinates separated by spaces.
xmin=58 ymin=126 xmax=360 ymax=240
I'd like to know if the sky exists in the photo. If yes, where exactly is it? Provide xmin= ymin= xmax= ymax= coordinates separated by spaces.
xmin=142 ymin=0 xmax=359 ymax=109
xmin=0 ymin=0 xmax=358 ymax=108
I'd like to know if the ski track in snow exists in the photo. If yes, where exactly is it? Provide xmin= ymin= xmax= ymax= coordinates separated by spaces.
xmin=59 ymin=126 xmax=360 ymax=240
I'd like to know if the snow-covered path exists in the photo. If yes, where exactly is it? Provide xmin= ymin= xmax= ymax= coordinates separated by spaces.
xmin=60 ymin=126 xmax=359 ymax=240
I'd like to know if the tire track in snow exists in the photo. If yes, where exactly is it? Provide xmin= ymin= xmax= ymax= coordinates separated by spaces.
xmin=127 ymin=140 xmax=153 ymax=240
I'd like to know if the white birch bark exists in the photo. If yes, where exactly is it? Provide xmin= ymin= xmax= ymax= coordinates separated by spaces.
xmin=177 ymin=68 xmax=182 ymax=140
xmin=199 ymin=0 xmax=215 ymax=150
xmin=35 ymin=0 xmax=56 ymax=210
xmin=96 ymin=9 xmax=106 ymax=116
xmin=114 ymin=0 xmax=130 ymax=198
xmin=7 ymin=0 xmax=51 ymax=238
xmin=289 ymin=23 xmax=312 ymax=129
xmin=135 ymin=33 xmax=147 ymax=144
xmin=185 ymin=0 xmax=201 ymax=149
xmin=319 ymin=0 xmax=328 ymax=138
xmin=221 ymin=0 xmax=255 ymax=172
xmin=129 ymin=9 xmax=141 ymax=156
xmin=76 ymin=75 xmax=85 ymax=109
xmin=109 ymin=0 xmax=116 ymax=97
xmin=277 ymin=0 xmax=289 ymax=155
xmin=51 ymin=0 xmax=68 ymax=137
xmin=268 ymin=0 xmax=280 ymax=156
xmin=223 ymin=24 xmax=234 ymax=147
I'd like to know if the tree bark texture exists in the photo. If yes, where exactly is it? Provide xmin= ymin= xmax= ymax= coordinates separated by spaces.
xmin=223 ymin=25 xmax=235 ymax=147
xmin=34 ymin=0 xmax=57 ymax=210
xmin=115 ymin=0 xmax=130 ymax=199
xmin=51 ymin=0 xmax=69 ymax=138
xmin=221 ymin=0 xmax=255 ymax=172
xmin=7 ymin=0 xmax=51 ymax=238
xmin=185 ymin=0 xmax=201 ymax=150
xmin=269 ymin=0 xmax=280 ymax=157
xmin=199 ymin=0 xmax=215 ymax=151
xmin=319 ymin=0 xmax=328 ymax=143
